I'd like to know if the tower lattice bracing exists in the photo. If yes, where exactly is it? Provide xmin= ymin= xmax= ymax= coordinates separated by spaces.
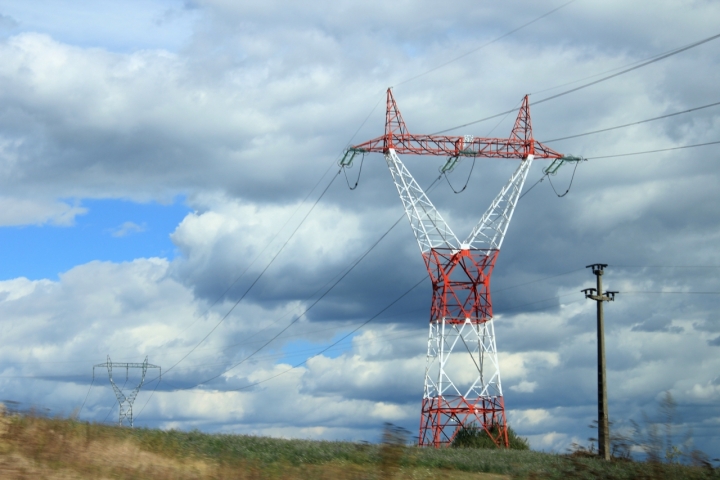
xmin=344 ymin=89 xmax=564 ymax=447
xmin=94 ymin=356 xmax=161 ymax=428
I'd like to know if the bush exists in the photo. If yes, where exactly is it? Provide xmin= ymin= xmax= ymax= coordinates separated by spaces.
xmin=451 ymin=424 xmax=530 ymax=450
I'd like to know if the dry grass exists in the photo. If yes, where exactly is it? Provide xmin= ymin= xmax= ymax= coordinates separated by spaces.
xmin=0 ymin=405 xmax=507 ymax=479
xmin=2 ymin=405 xmax=715 ymax=479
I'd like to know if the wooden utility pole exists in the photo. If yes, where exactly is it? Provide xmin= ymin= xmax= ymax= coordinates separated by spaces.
xmin=582 ymin=264 xmax=617 ymax=461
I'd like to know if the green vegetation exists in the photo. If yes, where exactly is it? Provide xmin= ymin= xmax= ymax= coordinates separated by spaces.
xmin=452 ymin=425 xmax=530 ymax=450
xmin=0 ymin=406 xmax=717 ymax=479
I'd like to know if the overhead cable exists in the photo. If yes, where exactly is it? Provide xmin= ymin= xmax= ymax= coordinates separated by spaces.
xmin=543 ymin=100 xmax=720 ymax=143
xmin=132 ymin=276 xmax=428 ymax=414
xmin=432 ymin=31 xmax=720 ymax=135
xmin=392 ymin=0 xmax=577 ymax=88
xmin=532 ymin=32 xmax=720 ymax=106
xmin=176 ymin=176 xmax=442 ymax=390
xmin=185 ymin=209 xmax=411 ymax=388
xmin=609 ymin=265 xmax=720 ymax=268
xmin=585 ymin=140 xmax=720 ymax=159
xmin=225 ymin=275 xmax=429 ymax=393
xmin=622 ymin=291 xmax=720 ymax=295
xmin=159 ymin=170 xmax=342 ymax=378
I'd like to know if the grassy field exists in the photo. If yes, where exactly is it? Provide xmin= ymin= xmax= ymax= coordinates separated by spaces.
xmin=0 ymin=408 xmax=717 ymax=479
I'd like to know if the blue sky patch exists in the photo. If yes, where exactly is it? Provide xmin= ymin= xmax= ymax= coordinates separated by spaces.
xmin=0 ymin=197 xmax=191 ymax=280
xmin=278 ymin=333 xmax=355 ymax=366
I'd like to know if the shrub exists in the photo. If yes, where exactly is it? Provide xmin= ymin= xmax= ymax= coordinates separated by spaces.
xmin=451 ymin=424 xmax=529 ymax=450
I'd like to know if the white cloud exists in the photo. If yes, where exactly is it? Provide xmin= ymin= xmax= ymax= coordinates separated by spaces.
xmin=110 ymin=221 xmax=146 ymax=237
xmin=510 ymin=380 xmax=538 ymax=393
xmin=0 ymin=0 xmax=720 ymax=455
xmin=0 ymin=196 xmax=87 ymax=226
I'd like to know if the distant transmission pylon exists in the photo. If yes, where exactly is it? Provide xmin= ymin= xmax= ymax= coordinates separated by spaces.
xmin=342 ymin=89 xmax=575 ymax=448
xmin=94 ymin=356 xmax=161 ymax=428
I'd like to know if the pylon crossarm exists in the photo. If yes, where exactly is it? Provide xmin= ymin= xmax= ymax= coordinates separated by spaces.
xmin=94 ymin=362 xmax=161 ymax=369
xmin=385 ymin=149 xmax=460 ymax=254
xmin=346 ymin=89 xmax=562 ymax=161
xmin=463 ymin=155 xmax=534 ymax=251
xmin=348 ymin=136 xmax=562 ymax=159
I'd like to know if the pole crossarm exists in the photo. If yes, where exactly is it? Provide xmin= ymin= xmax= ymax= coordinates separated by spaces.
xmin=343 ymin=89 xmax=563 ymax=161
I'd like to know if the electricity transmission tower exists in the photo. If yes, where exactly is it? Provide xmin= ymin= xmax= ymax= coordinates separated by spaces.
xmin=94 ymin=356 xmax=161 ymax=428
xmin=342 ymin=89 xmax=575 ymax=447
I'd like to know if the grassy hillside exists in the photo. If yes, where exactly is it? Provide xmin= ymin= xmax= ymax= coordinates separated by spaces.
xmin=0 ymin=409 xmax=717 ymax=479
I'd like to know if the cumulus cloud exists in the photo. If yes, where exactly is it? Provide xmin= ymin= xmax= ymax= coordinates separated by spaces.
xmin=0 ymin=0 xmax=720 ymax=455
xmin=0 ymin=196 xmax=87 ymax=226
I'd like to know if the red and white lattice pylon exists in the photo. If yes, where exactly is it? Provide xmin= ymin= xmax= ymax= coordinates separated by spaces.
xmin=342 ymin=89 xmax=566 ymax=448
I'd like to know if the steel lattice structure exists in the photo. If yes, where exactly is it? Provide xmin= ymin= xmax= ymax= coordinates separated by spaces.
xmin=94 ymin=356 xmax=161 ymax=428
xmin=343 ymin=89 xmax=566 ymax=447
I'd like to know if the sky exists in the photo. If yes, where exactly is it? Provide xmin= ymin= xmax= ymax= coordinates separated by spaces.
xmin=0 ymin=0 xmax=719 ymax=456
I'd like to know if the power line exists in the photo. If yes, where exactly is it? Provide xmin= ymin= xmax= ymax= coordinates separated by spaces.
xmin=499 ymin=292 xmax=579 ymax=312
xmin=0 ymin=265 xmax=596 ymax=370
xmin=149 ymin=165 xmax=342 ymax=361
xmin=107 ymin=94 xmax=389 ymax=370
xmin=172 ymin=177 xmax=442 ymax=391
xmin=132 ymin=276 xmax=427 ymax=408
xmin=139 ymin=123 xmax=719 ymax=377
xmin=622 ymin=291 xmax=720 ymax=295
xmin=132 ymin=376 xmax=162 ymax=420
xmin=136 ymin=17 xmax=717 ymax=406
xmin=609 ymin=265 xmax=720 ymax=268
xmin=77 ymin=376 xmax=95 ymax=417
xmin=80 ymin=31 xmax=720 ymax=423
xmin=0 ymin=265 xmax=592 ymax=370
xmin=532 ymin=32 xmax=720 ymax=106
xmin=180 ymin=270 xmax=601 ymax=388
xmin=519 ymin=139 xmax=720 ymax=201
xmin=432 ymin=31 xmax=720 ymax=135
xmin=493 ymin=268 xmax=585 ymax=293
xmin=146 ymin=94 xmax=392 ymax=377
xmin=224 ymin=275 xmax=429 ymax=393
xmin=133 ymin=179 xmax=442 ymax=416
xmin=543 ymin=101 xmax=720 ymax=143
xmin=98 ymin=42 xmax=720 ymax=384
xmin=392 ymin=0 xmax=577 ymax=88
xmin=159 ymin=170 xmax=342 ymax=379
xmin=184 ymin=210 xmax=411 ymax=389
xmin=137 ymin=284 xmax=592 ymax=400
xmin=585 ymin=140 xmax=720 ymax=159
xmin=102 ymin=402 xmax=116 ymax=424
xmin=110 ymin=261 xmax=720 ymax=405
xmin=164 ymin=322 xmax=430 ymax=369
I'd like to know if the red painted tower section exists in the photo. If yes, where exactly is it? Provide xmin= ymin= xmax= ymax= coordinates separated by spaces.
xmin=344 ymin=89 xmax=563 ymax=448
xmin=420 ymin=248 xmax=506 ymax=447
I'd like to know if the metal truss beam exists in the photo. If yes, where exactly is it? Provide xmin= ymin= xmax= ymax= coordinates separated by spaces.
xmin=419 ymin=248 xmax=507 ymax=447
xmin=347 ymin=90 xmax=562 ymax=160
xmin=463 ymin=155 xmax=534 ymax=251
xmin=385 ymin=149 xmax=459 ymax=254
